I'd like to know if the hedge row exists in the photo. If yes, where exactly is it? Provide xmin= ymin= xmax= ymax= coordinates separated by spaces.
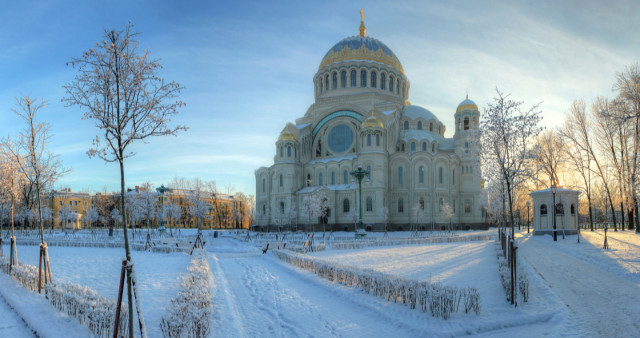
xmin=330 ymin=234 xmax=493 ymax=250
xmin=160 ymin=249 xmax=211 ymax=337
xmin=273 ymin=250 xmax=480 ymax=319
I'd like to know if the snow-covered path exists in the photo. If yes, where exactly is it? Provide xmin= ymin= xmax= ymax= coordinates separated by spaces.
xmin=208 ymin=237 xmax=425 ymax=337
xmin=519 ymin=233 xmax=640 ymax=337
xmin=0 ymin=293 xmax=35 ymax=338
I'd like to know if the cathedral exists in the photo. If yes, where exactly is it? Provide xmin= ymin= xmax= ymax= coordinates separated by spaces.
xmin=255 ymin=14 xmax=485 ymax=231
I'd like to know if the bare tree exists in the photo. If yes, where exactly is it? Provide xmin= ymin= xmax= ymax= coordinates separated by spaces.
xmin=188 ymin=184 xmax=209 ymax=231
xmin=4 ymin=96 xmax=68 ymax=289
xmin=85 ymin=206 xmax=100 ymax=228
xmin=0 ymin=146 xmax=23 ymax=268
xmin=63 ymin=23 xmax=186 ymax=336
xmin=165 ymin=196 xmax=181 ymax=237
xmin=480 ymin=88 xmax=544 ymax=238
xmin=531 ymin=130 xmax=565 ymax=187
xmin=441 ymin=202 xmax=454 ymax=233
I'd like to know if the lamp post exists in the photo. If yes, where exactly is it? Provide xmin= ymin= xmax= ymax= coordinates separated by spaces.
xmin=350 ymin=165 xmax=370 ymax=238
xmin=551 ymin=185 xmax=557 ymax=241
xmin=526 ymin=200 xmax=530 ymax=234
xmin=156 ymin=185 xmax=169 ymax=230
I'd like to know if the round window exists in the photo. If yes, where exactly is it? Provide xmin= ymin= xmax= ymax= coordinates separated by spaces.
xmin=328 ymin=124 xmax=353 ymax=153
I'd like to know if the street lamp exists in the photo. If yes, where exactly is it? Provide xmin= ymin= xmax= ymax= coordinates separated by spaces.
xmin=551 ymin=185 xmax=557 ymax=242
xmin=526 ymin=200 xmax=530 ymax=234
xmin=350 ymin=165 xmax=370 ymax=238
xmin=156 ymin=185 xmax=169 ymax=230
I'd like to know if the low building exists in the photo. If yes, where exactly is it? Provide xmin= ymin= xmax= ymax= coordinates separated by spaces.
xmin=44 ymin=188 xmax=92 ymax=229
xmin=530 ymin=187 xmax=580 ymax=236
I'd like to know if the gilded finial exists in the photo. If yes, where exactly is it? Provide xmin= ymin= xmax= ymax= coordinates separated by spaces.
xmin=359 ymin=9 xmax=366 ymax=36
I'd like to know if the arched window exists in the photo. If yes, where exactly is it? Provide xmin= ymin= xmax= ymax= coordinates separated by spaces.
xmin=438 ymin=167 xmax=443 ymax=184
xmin=398 ymin=198 xmax=404 ymax=212
xmin=464 ymin=117 xmax=469 ymax=130
xmin=366 ymin=196 xmax=373 ymax=212
xmin=376 ymin=134 xmax=380 ymax=146
xmin=418 ymin=121 xmax=422 ymax=130
xmin=419 ymin=166 xmax=424 ymax=183
xmin=343 ymin=199 xmax=350 ymax=213
xmin=472 ymin=116 xmax=477 ymax=128
xmin=332 ymin=72 xmax=337 ymax=89
xmin=422 ymin=142 xmax=427 ymax=151
xmin=262 ymin=178 xmax=265 ymax=192
xmin=571 ymin=204 xmax=575 ymax=215
xmin=380 ymin=73 xmax=386 ymax=90
xmin=452 ymin=169 xmax=455 ymax=185
xmin=556 ymin=203 xmax=564 ymax=215
xmin=360 ymin=70 xmax=367 ymax=87
xmin=307 ymin=174 xmax=311 ymax=186
xmin=411 ymin=142 xmax=416 ymax=152
xmin=419 ymin=197 xmax=425 ymax=210
xmin=398 ymin=166 xmax=403 ymax=185
xmin=540 ymin=204 xmax=548 ymax=215
xmin=432 ymin=143 xmax=435 ymax=152
xmin=396 ymin=79 xmax=400 ymax=94
xmin=389 ymin=75 xmax=394 ymax=92
xmin=464 ymin=200 xmax=471 ymax=213
xmin=344 ymin=170 xmax=348 ymax=184
xmin=325 ymin=74 xmax=329 ymax=91
xmin=319 ymin=173 xmax=323 ymax=186
xmin=279 ymin=146 xmax=283 ymax=157
xmin=371 ymin=71 xmax=377 ymax=88
xmin=439 ymin=198 xmax=444 ymax=212
xmin=319 ymin=80 xmax=323 ymax=94
xmin=367 ymin=134 xmax=371 ymax=146
xmin=401 ymin=143 xmax=405 ymax=152
xmin=465 ymin=142 xmax=469 ymax=153
xmin=470 ymin=166 xmax=473 ymax=174
xmin=287 ymin=146 xmax=291 ymax=157
xmin=350 ymin=70 xmax=357 ymax=87
xmin=262 ymin=205 xmax=266 ymax=215
xmin=331 ymin=171 xmax=335 ymax=185
xmin=341 ymin=70 xmax=347 ymax=88
xmin=280 ymin=201 xmax=285 ymax=213
xmin=404 ymin=121 xmax=409 ymax=130
xmin=279 ymin=174 xmax=283 ymax=187
xmin=430 ymin=123 xmax=433 ymax=131
xmin=367 ymin=165 xmax=371 ymax=177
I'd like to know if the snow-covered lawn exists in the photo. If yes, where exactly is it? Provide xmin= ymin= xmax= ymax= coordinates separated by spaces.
xmin=13 ymin=244 xmax=192 ymax=337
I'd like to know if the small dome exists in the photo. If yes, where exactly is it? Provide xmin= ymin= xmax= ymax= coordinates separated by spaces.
xmin=402 ymin=105 xmax=441 ymax=124
xmin=319 ymin=36 xmax=404 ymax=74
xmin=277 ymin=125 xmax=297 ymax=142
xmin=361 ymin=113 xmax=384 ymax=129
xmin=456 ymin=98 xmax=478 ymax=113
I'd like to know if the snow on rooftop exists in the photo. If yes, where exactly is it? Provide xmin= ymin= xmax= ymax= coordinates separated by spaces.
xmin=402 ymin=105 xmax=440 ymax=123
xmin=308 ymin=154 xmax=357 ymax=165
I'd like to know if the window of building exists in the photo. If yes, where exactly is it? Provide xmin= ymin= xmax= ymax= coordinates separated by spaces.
xmin=432 ymin=143 xmax=435 ymax=152
xmin=571 ymin=204 xmax=575 ymax=215
xmin=328 ymin=124 xmax=354 ymax=153
xmin=331 ymin=171 xmax=335 ymax=185
xmin=419 ymin=197 xmax=424 ymax=210
xmin=280 ymin=201 xmax=285 ymax=213
xmin=398 ymin=167 xmax=403 ymax=185
xmin=389 ymin=75 xmax=394 ymax=92
xmin=422 ymin=142 xmax=426 ymax=151
xmin=279 ymin=174 xmax=283 ymax=187
xmin=411 ymin=142 xmax=415 ymax=152
xmin=341 ymin=70 xmax=346 ymax=88
xmin=332 ymin=72 xmax=337 ymax=89
xmin=361 ymin=70 xmax=367 ymax=87
xmin=350 ymin=70 xmax=357 ymax=87
xmin=465 ymin=200 xmax=471 ymax=213
xmin=540 ymin=204 xmax=547 ymax=215
xmin=465 ymin=142 xmax=469 ymax=154
xmin=430 ymin=123 xmax=433 ymax=131
xmin=366 ymin=166 xmax=371 ymax=180
xmin=464 ymin=117 xmax=469 ymax=130
xmin=371 ymin=71 xmax=377 ymax=88
xmin=69 ymin=201 xmax=73 ymax=206
xmin=439 ymin=198 xmax=444 ymax=212
xmin=344 ymin=170 xmax=348 ymax=184
xmin=367 ymin=134 xmax=371 ymax=146
xmin=398 ymin=198 xmax=404 ymax=212
xmin=287 ymin=146 xmax=291 ymax=157
xmin=556 ymin=203 xmax=564 ymax=215
xmin=59 ymin=200 xmax=62 ymax=206
xmin=343 ymin=199 xmax=350 ymax=213
xmin=262 ymin=205 xmax=266 ymax=215
xmin=279 ymin=146 xmax=283 ymax=157
xmin=325 ymin=75 xmax=329 ymax=91
xmin=404 ymin=121 xmax=409 ymax=130
xmin=418 ymin=121 xmax=422 ymax=130
xmin=438 ymin=167 xmax=443 ymax=184
xmin=397 ymin=79 xmax=400 ymax=94
xmin=380 ymin=73 xmax=386 ymax=90
xmin=401 ymin=143 xmax=405 ymax=152
xmin=452 ymin=169 xmax=455 ymax=185
xmin=376 ymin=134 xmax=380 ymax=146
xmin=366 ymin=197 xmax=373 ymax=212
xmin=419 ymin=166 xmax=424 ymax=183
xmin=262 ymin=179 xmax=265 ymax=192
xmin=319 ymin=173 xmax=323 ymax=186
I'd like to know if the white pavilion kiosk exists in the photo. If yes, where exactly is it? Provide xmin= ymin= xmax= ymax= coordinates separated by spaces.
xmin=530 ymin=187 xmax=580 ymax=236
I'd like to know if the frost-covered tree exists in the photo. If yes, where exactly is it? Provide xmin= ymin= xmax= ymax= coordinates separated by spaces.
xmin=441 ymin=202 xmax=454 ymax=232
xmin=165 ymin=197 xmax=181 ymax=236
xmin=58 ymin=205 xmax=74 ymax=229
xmin=301 ymin=193 xmax=327 ymax=232
xmin=480 ymin=89 xmax=544 ymax=238
xmin=64 ymin=23 xmax=186 ymax=335
xmin=531 ymin=130 xmax=565 ymax=187
xmin=110 ymin=208 xmax=121 ymax=227
xmin=188 ymin=185 xmax=209 ymax=231
xmin=85 ymin=206 xmax=100 ymax=228
xmin=137 ymin=190 xmax=157 ymax=229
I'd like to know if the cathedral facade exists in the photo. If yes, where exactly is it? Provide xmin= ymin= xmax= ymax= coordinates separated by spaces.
xmin=255 ymin=17 xmax=485 ymax=231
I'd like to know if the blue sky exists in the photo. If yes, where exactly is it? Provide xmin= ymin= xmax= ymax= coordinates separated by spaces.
xmin=1 ymin=0 xmax=639 ymax=196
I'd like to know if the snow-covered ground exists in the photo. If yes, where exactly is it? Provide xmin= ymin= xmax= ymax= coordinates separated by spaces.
xmin=1 ymin=229 xmax=639 ymax=337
